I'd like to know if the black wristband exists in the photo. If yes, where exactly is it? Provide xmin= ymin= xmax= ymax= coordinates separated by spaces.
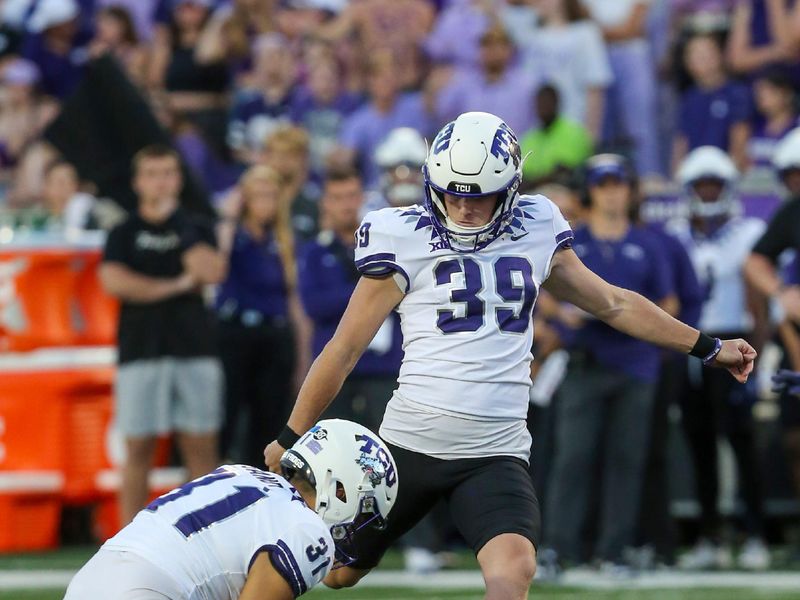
xmin=689 ymin=332 xmax=717 ymax=359
xmin=277 ymin=425 xmax=301 ymax=449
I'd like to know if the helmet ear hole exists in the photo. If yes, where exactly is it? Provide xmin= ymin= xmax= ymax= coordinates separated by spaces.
xmin=335 ymin=480 xmax=347 ymax=502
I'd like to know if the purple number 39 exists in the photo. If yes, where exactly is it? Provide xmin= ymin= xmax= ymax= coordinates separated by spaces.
xmin=434 ymin=257 xmax=536 ymax=334
xmin=357 ymin=223 xmax=371 ymax=248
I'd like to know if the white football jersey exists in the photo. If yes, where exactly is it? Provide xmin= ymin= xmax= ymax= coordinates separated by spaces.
xmin=667 ymin=216 xmax=766 ymax=333
xmin=103 ymin=464 xmax=334 ymax=599
xmin=355 ymin=195 xmax=573 ymax=460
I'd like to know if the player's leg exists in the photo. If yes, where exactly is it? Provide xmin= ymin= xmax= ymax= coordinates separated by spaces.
xmin=596 ymin=376 xmax=656 ymax=562
xmin=327 ymin=443 xmax=445 ymax=587
xmin=446 ymin=457 xmax=539 ymax=600
xmin=65 ymin=549 xmax=182 ymax=599
xmin=173 ymin=357 xmax=223 ymax=478
xmin=116 ymin=359 xmax=171 ymax=524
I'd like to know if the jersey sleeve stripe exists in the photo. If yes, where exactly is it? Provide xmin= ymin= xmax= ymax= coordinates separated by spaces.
xmin=555 ymin=229 xmax=574 ymax=245
xmin=354 ymin=252 xmax=398 ymax=268
xmin=255 ymin=541 xmax=307 ymax=597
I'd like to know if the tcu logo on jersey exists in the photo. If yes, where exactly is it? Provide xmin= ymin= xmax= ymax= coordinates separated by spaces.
xmin=490 ymin=123 xmax=519 ymax=166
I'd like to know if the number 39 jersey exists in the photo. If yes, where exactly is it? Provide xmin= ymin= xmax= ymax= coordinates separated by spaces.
xmin=103 ymin=465 xmax=334 ymax=599
xmin=355 ymin=195 xmax=573 ymax=461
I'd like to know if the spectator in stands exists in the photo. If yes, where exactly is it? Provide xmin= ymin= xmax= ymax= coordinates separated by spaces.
xmin=148 ymin=0 xmax=230 ymax=155
xmin=747 ymin=69 xmax=800 ymax=168
xmin=88 ymin=5 xmax=146 ymax=84
xmin=435 ymin=23 xmax=540 ymax=139
xmin=727 ymin=0 xmax=800 ymax=84
xmin=523 ymin=0 xmax=612 ymax=141
xmin=299 ymin=168 xmax=402 ymax=431
xmin=320 ymin=0 xmax=434 ymax=89
xmin=260 ymin=125 xmax=319 ymax=240
xmin=290 ymin=56 xmax=363 ymax=183
xmin=773 ymin=127 xmax=800 ymax=197
xmin=216 ymin=164 xmax=306 ymax=465
xmin=545 ymin=154 xmax=675 ymax=569
xmin=670 ymin=147 xmax=769 ymax=570
xmin=13 ymin=159 xmax=97 ymax=232
xmin=425 ymin=0 xmax=493 ymax=70
xmin=195 ymin=0 xmax=277 ymax=77
xmin=519 ymin=85 xmax=593 ymax=189
xmin=21 ymin=0 xmax=91 ymax=100
xmin=0 ymin=58 xmax=58 ymax=198
xmin=227 ymin=33 xmax=297 ymax=164
xmin=673 ymin=33 xmax=751 ymax=173
xmin=99 ymin=144 xmax=225 ymax=525
xmin=582 ymin=0 xmax=660 ymax=176
xmin=337 ymin=50 xmax=432 ymax=188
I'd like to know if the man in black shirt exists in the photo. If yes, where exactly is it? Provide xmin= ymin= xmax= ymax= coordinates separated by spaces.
xmin=745 ymin=129 xmax=800 ymax=519
xmin=100 ymin=145 xmax=227 ymax=525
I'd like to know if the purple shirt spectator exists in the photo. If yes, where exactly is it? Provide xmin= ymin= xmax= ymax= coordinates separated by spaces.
xmin=290 ymin=87 xmax=363 ymax=181
xmin=339 ymin=92 xmax=433 ymax=188
xmin=298 ymin=234 xmax=402 ymax=377
xmin=21 ymin=30 xmax=91 ymax=99
xmin=570 ymin=225 xmax=674 ymax=381
xmin=216 ymin=228 xmax=288 ymax=319
xmin=435 ymin=66 xmax=540 ymax=139
xmin=424 ymin=0 xmax=489 ymax=69
xmin=227 ymin=88 xmax=296 ymax=155
xmin=679 ymin=81 xmax=752 ymax=152
xmin=748 ymin=116 xmax=800 ymax=167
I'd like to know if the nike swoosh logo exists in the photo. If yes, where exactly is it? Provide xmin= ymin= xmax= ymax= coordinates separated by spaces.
xmin=510 ymin=232 xmax=529 ymax=241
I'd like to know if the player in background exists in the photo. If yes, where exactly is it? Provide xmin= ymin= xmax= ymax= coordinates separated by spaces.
xmin=668 ymin=146 xmax=769 ymax=570
xmin=362 ymin=126 xmax=429 ymax=214
xmin=746 ymin=127 xmax=800 ymax=539
xmin=265 ymin=112 xmax=756 ymax=600
xmin=65 ymin=420 xmax=397 ymax=600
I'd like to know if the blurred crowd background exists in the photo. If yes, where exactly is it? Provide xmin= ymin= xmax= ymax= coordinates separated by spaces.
xmin=4 ymin=0 xmax=800 ymax=579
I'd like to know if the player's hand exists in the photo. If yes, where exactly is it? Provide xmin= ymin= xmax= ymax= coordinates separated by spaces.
xmin=709 ymin=338 xmax=756 ymax=383
xmin=772 ymin=369 xmax=800 ymax=396
xmin=264 ymin=440 xmax=286 ymax=473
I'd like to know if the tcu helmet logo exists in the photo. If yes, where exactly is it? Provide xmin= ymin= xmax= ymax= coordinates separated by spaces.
xmin=453 ymin=183 xmax=472 ymax=193
xmin=356 ymin=454 xmax=386 ymax=486
xmin=490 ymin=123 xmax=519 ymax=167
xmin=432 ymin=122 xmax=455 ymax=155
xmin=354 ymin=434 xmax=397 ymax=488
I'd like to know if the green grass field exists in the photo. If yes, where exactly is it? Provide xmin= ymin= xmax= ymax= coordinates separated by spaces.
xmin=5 ymin=587 xmax=800 ymax=600
xmin=4 ymin=547 xmax=800 ymax=599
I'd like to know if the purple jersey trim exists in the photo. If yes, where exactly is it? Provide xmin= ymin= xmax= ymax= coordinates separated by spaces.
xmin=354 ymin=252 xmax=397 ymax=268
xmin=252 ymin=541 xmax=307 ymax=597
xmin=555 ymin=229 xmax=574 ymax=245
xmin=358 ymin=260 xmax=410 ymax=292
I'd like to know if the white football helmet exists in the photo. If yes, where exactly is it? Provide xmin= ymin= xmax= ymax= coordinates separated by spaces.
xmin=773 ymin=127 xmax=800 ymax=173
xmin=374 ymin=128 xmax=427 ymax=206
xmin=280 ymin=419 xmax=398 ymax=566
xmin=676 ymin=145 xmax=739 ymax=219
xmin=424 ymin=111 xmax=522 ymax=252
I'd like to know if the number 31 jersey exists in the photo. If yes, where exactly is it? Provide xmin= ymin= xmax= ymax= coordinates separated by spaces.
xmin=355 ymin=195 xmax=573 ymax=461
xmin=103 ymin=464 xmax=334 ymax=599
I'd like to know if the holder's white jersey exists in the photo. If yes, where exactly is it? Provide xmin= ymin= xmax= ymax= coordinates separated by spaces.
xmin=355 ymin=195 xmax=573 ymax=460
xmin=103 ymin=464 xmax=334 ymax=599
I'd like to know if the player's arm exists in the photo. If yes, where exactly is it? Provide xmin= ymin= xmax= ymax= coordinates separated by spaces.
xmin=239 ymin=551 xmax=295 ymax=600
xmin=542 ymin=248 xmax=755 ymax=382
xmin=265 ymin=274 xmax=403 ymax=471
